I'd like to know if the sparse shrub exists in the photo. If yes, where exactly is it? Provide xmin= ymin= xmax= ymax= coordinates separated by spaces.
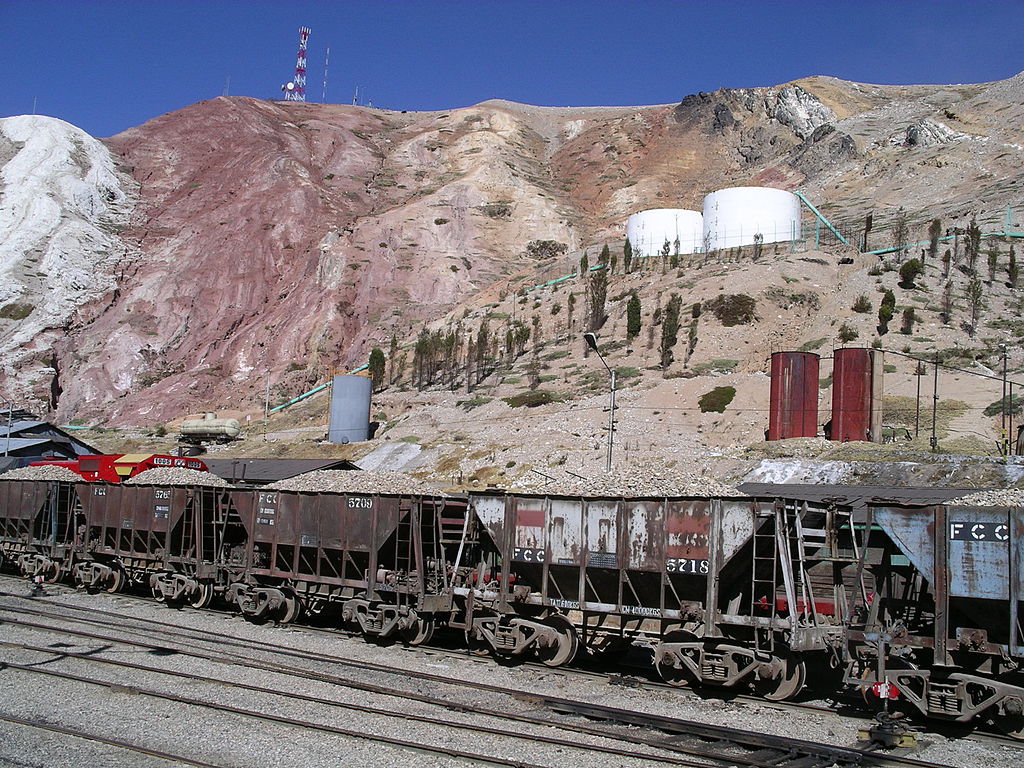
xmin=433 ymin=217 xmax=450 ymax=225
xmin=899 ymin=258 xmax=923 ymax=289
xmin=852 ymin=295 xmax=872 ymax=313
xmin=838 ymin=323 xmax=858 ymax=343
xmin=704 ymin=293 xmax=757 ymax=326
xmin=900 ymin=307 xmax=916 ymax=335
xmin=503 ymin=390 xmax=559 ymax=408
xmin=698 ymin=386 xmax=736 ymax=413
xmin=527 ymin=240 xmax=567 ymax=260
xmin=0 ymin=302 xmax=33 ymax=320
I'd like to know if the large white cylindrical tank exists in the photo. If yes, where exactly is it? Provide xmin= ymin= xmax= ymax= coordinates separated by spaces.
xmin=626 ymin=209 xmax=703 ymax=257
xmin=702 ymin=187 xmax=801 ymax=251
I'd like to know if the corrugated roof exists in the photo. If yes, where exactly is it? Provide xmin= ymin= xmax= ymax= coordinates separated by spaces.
xmin=737 ymin=483 xmax=979 ymax=507
xmin=203 ymin=457 xmax=360 ymax=484
xmin=0 ymin=437 xmax=52 ymax=452
xmin=0 ymin=420 xmax=47 ymax=436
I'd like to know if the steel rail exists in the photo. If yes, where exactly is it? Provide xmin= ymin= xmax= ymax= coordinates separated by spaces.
xmin=0 ymin=638 xmax=703 ymax=768
xmin=0 ymin=605 xmax=947 ymax=768
xmin=0 ymin=711 xmax=226 ymax=768
xmin=0 ymin=661 xmax=548 ymax=768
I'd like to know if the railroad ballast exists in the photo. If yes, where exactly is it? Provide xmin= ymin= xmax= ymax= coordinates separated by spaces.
xmin=0 ymin=475 xmax=1021 ymax=737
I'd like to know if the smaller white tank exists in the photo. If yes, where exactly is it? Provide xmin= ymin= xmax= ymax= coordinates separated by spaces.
xmin=179 ymin=413 xmax=241 ymax=442
xmin=626 ymin=209 xmax=703 ymax=257
xmin=702 ymin=187 xmax=801 ymax=251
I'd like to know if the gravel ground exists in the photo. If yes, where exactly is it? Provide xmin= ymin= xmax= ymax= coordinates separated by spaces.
xmin=0 ymin=465 xmax=81 ymax=481
xmin=0 ymin=575 xmax=1019 ymax=768
xmin=948 ymin=488 xmax=1024 ymax=506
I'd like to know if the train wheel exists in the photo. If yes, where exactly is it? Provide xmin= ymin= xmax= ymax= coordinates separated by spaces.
xmin=538 ymin=615 xmax=578 ymax=667
xmin=43 ymin=561 xmax=62 ymax=583
xmin=403 ymin=616 xmax=435 ymax=646
xmin=189 ymin=583 xmax=214 ymax=609
xmin=279 ymin=592 xmax=302 ymax=624
xmin=996 ymin=714 xmax=1024 ymax=740
xmin=758 ymin=648 xmax=806 ymax=701
xmin=657 ymin=630 xmax=698 ymax=687
xmin=104 ymin=566 xmax=126 ymax=594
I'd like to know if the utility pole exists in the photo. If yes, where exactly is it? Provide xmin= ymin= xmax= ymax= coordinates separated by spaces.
xmin=1001 ymin=344 xmax=1009 ymax=457
xmin=931 ymin=353 xmax=940 ymax=453
xmin=584 ymin=333 xmax=616 ymax=473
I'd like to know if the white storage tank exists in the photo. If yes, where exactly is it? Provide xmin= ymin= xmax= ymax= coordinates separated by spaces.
xmin=626 ymin=209 xmax=703 ymax=257
xmin=702 ymin=187 xmax=801 ymax=251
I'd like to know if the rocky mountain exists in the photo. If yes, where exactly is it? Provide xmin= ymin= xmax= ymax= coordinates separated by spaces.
xmin=1 ymin=72 xmax=1023 ymax=442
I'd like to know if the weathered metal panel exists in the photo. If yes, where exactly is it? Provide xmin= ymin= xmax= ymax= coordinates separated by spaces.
xmin=625 ymin=499 xmax=664 ymax=571
xmin=371 ymin=496 xmax=400 ymax=551
xmin=548 ymin=498 xmax=582 ymax=565
xmin=585 ymin=499 xmax=618 ymax=568
xmin=873 ymin=505 xmax=937 ymax=584
xmin=253 ymin=489 xmax=280 ymax=542
xmin=665 ymin=500 xmax=710 ymax=564
xmin=720 ymin=500 xmax=757 ymax=562
xmin=832 ymin=347 xmax=874 ymax=442
xmin=471 ymin=494 xmax=507 ymax=551
xmin=514 ymin=495 xmax=547 ymax=554
xmin=946 ymin=505 xmax=1012 ymax=599
xmin=319 ymin=494 xmax=345 ymax=550
xmin=768 ymin=352 xmax=820 ymax=440
xmin=0 ymin=481 xmax=47 ymax=521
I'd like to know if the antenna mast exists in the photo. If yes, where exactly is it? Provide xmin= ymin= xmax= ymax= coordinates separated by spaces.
xmin=322 ymin=46 xmax=330 ymax=103
xmin=281 ymin=26 xmax=310 ymax=102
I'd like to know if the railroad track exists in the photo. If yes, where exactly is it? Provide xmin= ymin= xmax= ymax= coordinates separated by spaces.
xmin=0 ymin=582 xmax=973 ymax=768
xmin=4 ymin=572 xmax=1018 ymax=754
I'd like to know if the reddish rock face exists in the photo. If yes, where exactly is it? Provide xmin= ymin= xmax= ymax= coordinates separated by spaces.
xmin=22 ymin=72 xmax=1021 ymax=426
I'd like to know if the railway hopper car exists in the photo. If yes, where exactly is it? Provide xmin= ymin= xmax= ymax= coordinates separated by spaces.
xmin=0 ymin=479 xmax=78 ymax=581
xmin=231 ymin=489 xmax=469 ymax=638
xmin=845 ymin=501 xmax=1024 ymax=735
xmin=463 ymin=492 xmax=862 ymax=697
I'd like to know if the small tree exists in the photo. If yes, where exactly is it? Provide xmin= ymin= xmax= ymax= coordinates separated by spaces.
xmin=966 ymin=276 xmax=985 ymax=337
xmin=877 ymin=289 xmax=896 ymax=335
xmin=942 ymin=248 xmax=952 ymax=278
xmin=940 ymin=280 xmax=954 ymax=325
xmin=900 ymin=307 xmax=916 ymax=335
xmin=368 ymin=347 xmax=386 ymax=391
xmin=566 ymin=293 xmax=576 ymax=330
xmin=578 ymin=250 xmax=589 ymax=279
xmin=891 ymin=207 xmax=909 ymax=259
xmin=927 ymin=218 xmax=941 ymax=266
xmin=659 ymin=293 xmax=682 ymax=370
xmin=987 ymin=243 xmax=999 ymax=282
xmin=626 ymin=292 xmax=641 ymax=340
xmin=1008 ymin=244 xmax=1018 ymax=288
xmin=752 ymin=232 xmax=764 ymax=260
xmin=586 ymin=265 xmax=608 ymax=331
xmin=599 ymin=244 xmax=610 ymax=268
xmin=898 ymin=258 xmax=923 ymax=288
xmin=965 ymin=217 xmax=981 ymax=274
xmin=623 ymin=237 xmax=633 ymax=274
xmin=388 ymin=334 xmax=399 ymax=384
xmin=838 ymin=323 xmax=858 ymax=343
xmin=852 ymin=294 xmax=872 ymax=313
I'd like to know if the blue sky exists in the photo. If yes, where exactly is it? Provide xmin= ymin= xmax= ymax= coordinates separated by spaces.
xmin=1 ymin=0 xmax=1021 ymax=137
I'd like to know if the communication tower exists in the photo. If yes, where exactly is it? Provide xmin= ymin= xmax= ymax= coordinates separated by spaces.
xmin=281 ymin=26 xmax=310 ymax=102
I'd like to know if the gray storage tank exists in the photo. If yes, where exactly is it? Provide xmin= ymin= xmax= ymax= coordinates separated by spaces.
xmin=328 ymin=374 xmax=372 ymax=444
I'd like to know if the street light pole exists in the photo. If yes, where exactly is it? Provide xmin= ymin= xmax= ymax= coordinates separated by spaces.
xmin=584 ymin=332 xmax=616 ymax=473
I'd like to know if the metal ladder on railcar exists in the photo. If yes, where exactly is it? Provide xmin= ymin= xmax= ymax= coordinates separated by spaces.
xmin=793 ymin=504 xmax=862 ymax=626
xmin=750 ymin=508 xmax=780 ymax=653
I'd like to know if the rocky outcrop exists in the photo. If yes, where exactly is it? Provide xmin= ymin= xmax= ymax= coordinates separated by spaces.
xmin=0 ymin=116 xmax=137 ymax=408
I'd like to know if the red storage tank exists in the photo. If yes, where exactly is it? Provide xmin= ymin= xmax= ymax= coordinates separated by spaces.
xmin=768 ymin=352 xmax=820 ymax=440
xmin=831 ymin=348 xmax=883 ymax=442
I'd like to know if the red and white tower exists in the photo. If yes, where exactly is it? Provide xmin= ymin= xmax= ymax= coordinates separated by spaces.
xmin=281 ymin=26 xmax=310 ymax=102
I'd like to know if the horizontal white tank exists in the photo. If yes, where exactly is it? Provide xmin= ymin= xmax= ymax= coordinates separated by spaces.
xmin=626 ymin=209 xmax=703 ymax=257
xmin=702 ymin=187 xmax=801 ymax=251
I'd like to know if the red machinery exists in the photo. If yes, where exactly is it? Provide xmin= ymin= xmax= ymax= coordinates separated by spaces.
xmin=29 ymin=454 xmax=208 ymax=483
